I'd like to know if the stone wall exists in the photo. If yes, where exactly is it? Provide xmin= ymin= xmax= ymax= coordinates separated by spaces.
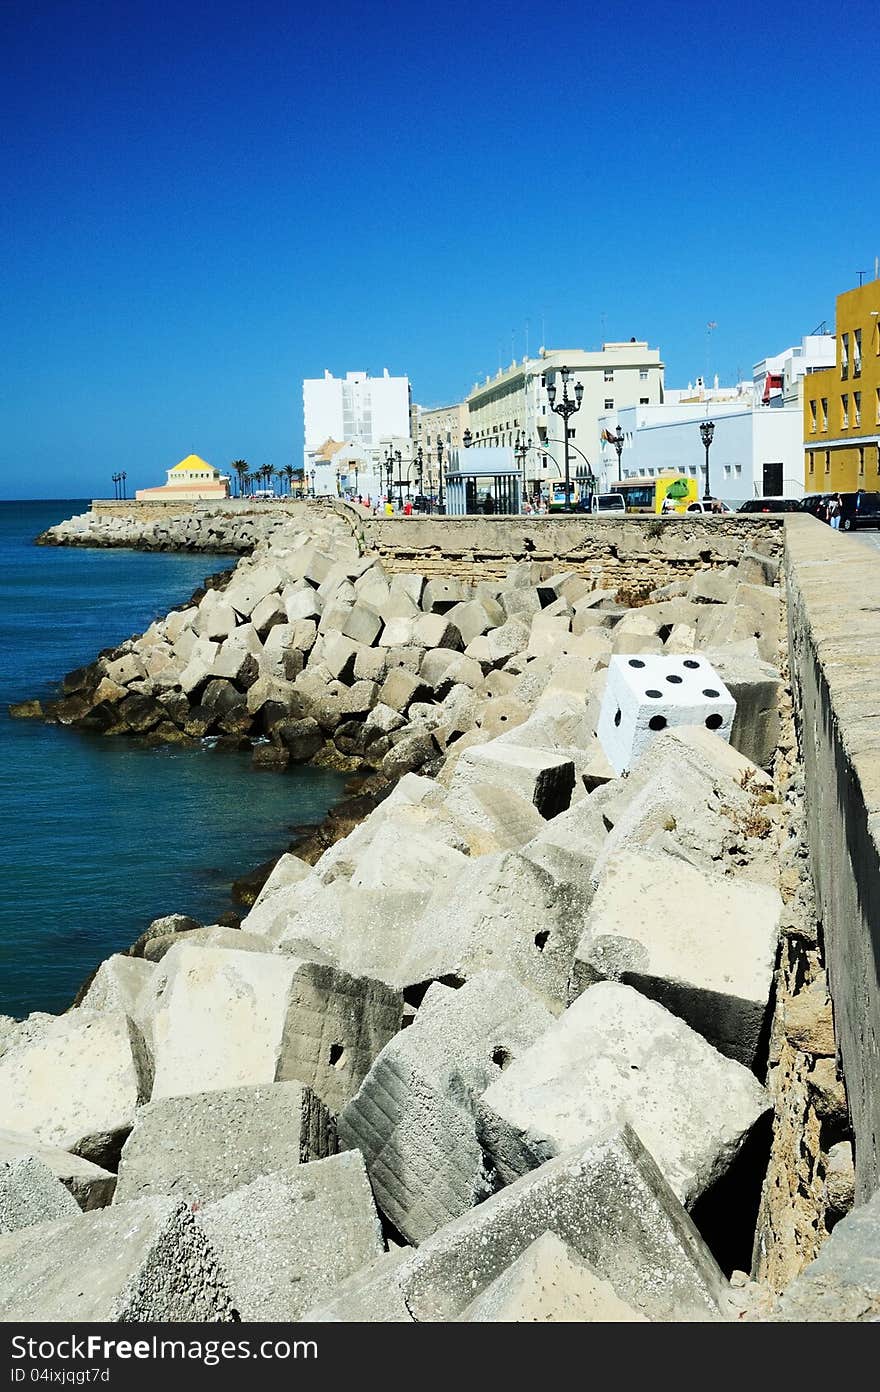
xmin=330 ymin=502 xmax=785 ymax=601
xmin=89 ymin=499 xmax=305 ymax=524
xmin=785 ymin=514 xmax=880 ymax=1203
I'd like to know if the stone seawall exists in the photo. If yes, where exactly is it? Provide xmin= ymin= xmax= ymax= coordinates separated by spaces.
xmin=785 ymin=515 xmax=880 ymax=1203
xmin=331 ymin=503 xmax=785 ymax=603
xmin=37 ymin=500 xmax=310 ymax=553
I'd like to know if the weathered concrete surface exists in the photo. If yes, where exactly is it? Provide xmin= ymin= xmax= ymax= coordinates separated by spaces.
xmin=354 ymin=1125 xmax=731 ymax=1321
xmin=338 ymin=972 xmax=555 ymax=1243
xmin=772 ymin=1185 xmax=880 ymax=1321
xmin=458 ymin=1230 xmax=648 ymax=1322
xmin=0 ymin=1156 xmax=80 ymax=1233
xmin=571 ymin=848 xmax=782 ymax=1066
xmin=114 ymin=1082 xmax=334 ymax=1204
xmin=0 ymin=1129 xmax=116 ymax=1210
xmin=0 ymin=1011 xmax=150 ymax=1164
xmin=304 ymin=1250 xmax=415 ymax=1322
xmin=450 ymin=743 xmax=576 ymax=819
xmin=196 ymin=1151 xmax=384 ymax=1320
xmin=785 ymin=514 xmax=880 ymax=1200
xmin=477 ymin=982 xmax=770 ymax=1207
xmin=0 ymin=1197 xmax=237 ymax=1321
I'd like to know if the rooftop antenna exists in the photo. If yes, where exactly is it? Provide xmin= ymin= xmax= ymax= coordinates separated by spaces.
xmin=706 ymin=320 xmax=717 ymax=385
xmin=857 ymin=270 xmax=867 ymax=286
xmin=525 ymin=318 xmax=530 ymax=358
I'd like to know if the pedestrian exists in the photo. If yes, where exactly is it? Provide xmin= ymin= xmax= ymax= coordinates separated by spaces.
xmin=829 ymin=494 xmax=842 ymax=530
xmin=403 ymin=499 xmax=413 ymax=516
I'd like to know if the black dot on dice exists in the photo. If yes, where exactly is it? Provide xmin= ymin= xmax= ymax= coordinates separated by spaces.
xmin=702 ymin=688 xmax=719 ymax=698
xmin=628 ymin=659 xmax=645 ymax=668
xmin=648 ymin=715 xmax=667 ymax=731
xmin=614 ymin=708 xmax=622 ymax=727
xmin=645 ymin=689 xmax=663 ymax=699
xmin=683 ymin=659 xmax=700 ymax=669
xmin=666 ymin=674 xmax=682 ymax=684
xmin=705 ymin=713 xmax=723 ymax=730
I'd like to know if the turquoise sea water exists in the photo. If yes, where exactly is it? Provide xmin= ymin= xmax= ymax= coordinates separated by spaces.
xmin=0 ymin=501 xmax=346 ymax=1018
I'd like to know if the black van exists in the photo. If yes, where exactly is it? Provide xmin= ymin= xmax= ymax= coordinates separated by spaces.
xmin=837 ymin=490 xmax=880 ymax=530
xmin=800 ymin=493 xmax=831 ymax=521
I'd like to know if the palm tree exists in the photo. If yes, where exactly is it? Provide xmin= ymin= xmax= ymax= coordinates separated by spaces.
xmin=275 ymin=469 xmax=285 ymax=496
xmin=231 ymin=460 xmax=248 ymax=498
xmin=243 ymin=471 xmax=254 ymax=496
xmin=283 ymin=464 xmax=295 ymax=495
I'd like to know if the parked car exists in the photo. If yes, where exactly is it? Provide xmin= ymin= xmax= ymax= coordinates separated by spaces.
xmin=800 ymin=493 xmax=831 ymax=520
xmin=682 ymin=498 xmax=733 ymax=514
xmin=590 ymin=493 xmax=626 ymax=515
xmin=738 ymin=498 xmax=802 ymax=513
xmin=836 ymin=490 xmax=880 ymax=530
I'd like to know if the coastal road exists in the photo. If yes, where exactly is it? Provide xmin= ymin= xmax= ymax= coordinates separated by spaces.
xmin=852 ymin=531 xmax=880 ymax=554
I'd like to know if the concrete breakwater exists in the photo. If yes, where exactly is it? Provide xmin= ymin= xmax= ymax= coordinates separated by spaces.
xmin=36 ymin=499 xmax=303 ymax=553
xmin=0 ymin=505 xmax=869 ymax=1321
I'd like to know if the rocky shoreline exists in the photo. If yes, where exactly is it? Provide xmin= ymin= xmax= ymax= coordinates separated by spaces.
xmin=0 ymin=504 xmax=863 ymax=1322
xmin=35 ymin=502 xmax=297 ymax=554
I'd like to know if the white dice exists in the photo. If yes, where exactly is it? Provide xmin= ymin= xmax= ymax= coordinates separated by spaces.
xmin=597 ymin=654 xmax=736 ymax=775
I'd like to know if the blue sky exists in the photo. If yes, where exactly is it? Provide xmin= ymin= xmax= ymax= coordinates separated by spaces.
xmin=1 ymin=0 xmax=877 ymax=499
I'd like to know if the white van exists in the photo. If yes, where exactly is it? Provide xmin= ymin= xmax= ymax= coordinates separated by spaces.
xmin=590 ymin=493 xmax=626 ymax=515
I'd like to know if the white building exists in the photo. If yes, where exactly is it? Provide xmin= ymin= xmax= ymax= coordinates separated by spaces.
xmin=302 ymin=369 xmax=411 ymax=497
xmin=598 ymin=398 xmax=804 ymax=505
xmin=465 ymin=342 xmax=664 ymax=500
xmin=752 ymin=334 xmax=835 ymax=408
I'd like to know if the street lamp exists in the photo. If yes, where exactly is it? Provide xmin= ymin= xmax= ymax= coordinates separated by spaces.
xmin=612 ymin=425 xmax=625 ymax=482
xmin=383 ymin=449 xmax=394 ymax=505
xmin=120 ymin=471 xmax=127 ymax=500
xmin=514 ymin=434 xmax=532 ymax=508
xmin=111 ymin=473 xmax=119 ymax=500
xmin=415 ymin=446 xmax=424 ymax=502
xmin=545 ymin=367 xmax=584 ymax=511
xmin=437 ymin=438 xmax=445 ymax=514
xmin=309 ymin=468 xmax=316 ymax=497
xmin=699 ymin=420 xmax=716 ymax=499
xmin=462 ymin=428 xmax=472 ymax=449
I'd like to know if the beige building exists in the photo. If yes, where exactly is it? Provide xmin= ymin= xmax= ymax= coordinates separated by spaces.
xmin=465 ymin=343 xmax=664 ymax=493
xmin=412 ymin=401 xmax=469 ymax=464
xmin=135 ymin=454 xmax=230 ymax=502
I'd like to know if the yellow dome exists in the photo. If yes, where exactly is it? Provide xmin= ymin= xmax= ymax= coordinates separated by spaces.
xmin=170 ymin=454 xmax=215 ymax=474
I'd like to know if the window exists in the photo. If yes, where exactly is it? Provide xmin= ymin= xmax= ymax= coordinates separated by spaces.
xmin=640 ymin=397 xmax=649 ymax=405
xmin=859 ymin=446 xmax=865 ymax=476
xmin=876 ymin=387 xmax=880 ymax=424
xmin=821 ymin=398 xmax=828 ymax=431
xmin=825 ymin=450 xmax=831 ymax=474
xmin=604 ymin=398 xmax=614 ymax=409
xmin=604 ymin=370 xmax=614 ymax=382
xmin=735 ymin=464 xmax=742 ymax=476
xmin=855 ymin=391 xmax=862 ymax=426
xmin=854 ymin=328 xmax=862 ymax=376
xmin=842 ymin=394 xmax=849 ymax=428
xmin=809 ymin=453 xmax=815 ymax=475
xmin=724 ymin=464 xmax=732 ymax=476
xmin=639 ymin=369 xmax=648 ymax=381
xmin=809 ymin=400 xmax=817 ymax=433
xmin=426 ymin=433 xmax=431 ymax=445
xmin=841 ymin=332 xmax=849 ymax=380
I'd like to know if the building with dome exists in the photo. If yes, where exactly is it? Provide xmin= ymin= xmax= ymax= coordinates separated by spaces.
xmin=135 ymin=454 xmax=230 ymax=502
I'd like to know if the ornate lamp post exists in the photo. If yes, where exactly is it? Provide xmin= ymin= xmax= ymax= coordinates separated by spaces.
xmin=514 ymin=434 xmax=532 ymax=509
xmin=545 ymin=367 xmax=584 ymax=511
xmin=437 ymin=438 xmax=445 ymax=514
xmin=612 ymin=425 xmax=625 ymax=482
xmin=699 ymin=420 xmax=716 ymax=499
xmin=309 ymin=468 xmax=316 ymax=497
xmin=120 ymin=471 xmax=127 ymax=500
xmin=111 ymin=473 xmax=119 ymax=499
xmin=384 ymin=449 xmax=394 ymax=505
xmin=415 ymin=446 xmax=424 ymax=502
xmin=462 ymin=428 xmax=472 ymax=448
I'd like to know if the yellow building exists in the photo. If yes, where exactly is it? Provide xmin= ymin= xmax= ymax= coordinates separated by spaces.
xmin=804 ymin=281 xmax=880 ymax=492
xmin=135 ymin=454 xmax=230 ymax=502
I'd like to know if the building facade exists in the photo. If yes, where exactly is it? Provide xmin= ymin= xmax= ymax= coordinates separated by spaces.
xmin=465 ymin=342 xmax=664 ymax=497
xmin=302 ymin=369 xmax=411 ymax=497
xmin=600 ymin=397 xmax=804 ymax=506
xmin=803 ymin=282 xmax=880 ymax=493
xmin=135 ymin=454 xmax=230 ymax=502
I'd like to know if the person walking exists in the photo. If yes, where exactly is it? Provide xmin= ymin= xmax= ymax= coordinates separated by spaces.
xmin=829 ymin=494 xmax=842 ymax=530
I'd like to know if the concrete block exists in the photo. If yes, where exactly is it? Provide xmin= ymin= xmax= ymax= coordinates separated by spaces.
xmin=527 ymin=613 xmax=572 ymax=658
xmin=519 ymin=793 xmax=608 ymax=886
xmin=378 ymin=616 xmax=416 ymax=647
xmin=283 ymin=586 xmax=322 ymax=623
xmin=0 ymin=1011 xmax=150 ymax=1166
xmin=224 ymin=562 xmax=284 ymax=617
xmin=353 ymin=645 xmax=388 ymax=683
xmin=383 ymin=1125 xmax=729 ymax=1321
xmin=419 ymin=646 xmax=461 ymax=692
xmin=422 ymin=578 xmax=470 ymax=612
xmin=338 ymin=972 xmax=555 ymax=1243
xmin=196 ymin=1152 xmax=384 ymax=1321
xmin=500 ymin=587 xmax=542 ymax=621
xmin=439 ymin=781 xmax=546 ymax=855
xmin=250 ymin=592 xmax=287 ymax=637
xmin=291 ymin=617 xmax=318 ymax=652
xmin=445 ymin=600 xmax=493 ymax=646
xmin=378 ymin=666 xmax=430 ymax=712
xmin=459 ymin=1230 xmax=648 ymax=1321
xmin=341 ymin=602 xmax=383 ymax=647
xmin=0 ymin=1196 xmax=237 ymax=1321
xmin=114 ymin=1082 xmax=334 ymax=1205
xmin=260 ymin=623 xmax=303 ymax=680
xmin=389 ymin=572 xmax=425 ymax=607
xmin=178 ymin=637 xmax=219 ymax=696
xmin=0 ymin=1129 xmax=116 ymax=1210
xmin=78 ymin=954 xmax=155 ymax=1031
xmin=305 ymin=1250 xmax=415 ymax=1321
xmin=323 ymin=632 xmax=360 ymax=682
xmin=571 ymin=848 xmax=782 ymax=1066
xmin=0 ymin=1156 xmax=80 ymax=1233
xmin=451 ymin=743 xmax=575 ymax=819
xmin=274 ymin=960 xmax=404 ymax=1113
xmin=597 ymin=653 xmax=736 ymax=775
xmin=696 ymin=583 xmax=781 ymax=665
xmin=688 ymin=566 xmax=740 ymax=605
xmin=413 ymin=611 xmax=463 ymax=650
xmin=477 ymin=981 xmax=770 ymax=1208
xmin=702 ymin=647 xmax=783 ymax=768
xmin=465 ymin=618 xmax=531 ymax=666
